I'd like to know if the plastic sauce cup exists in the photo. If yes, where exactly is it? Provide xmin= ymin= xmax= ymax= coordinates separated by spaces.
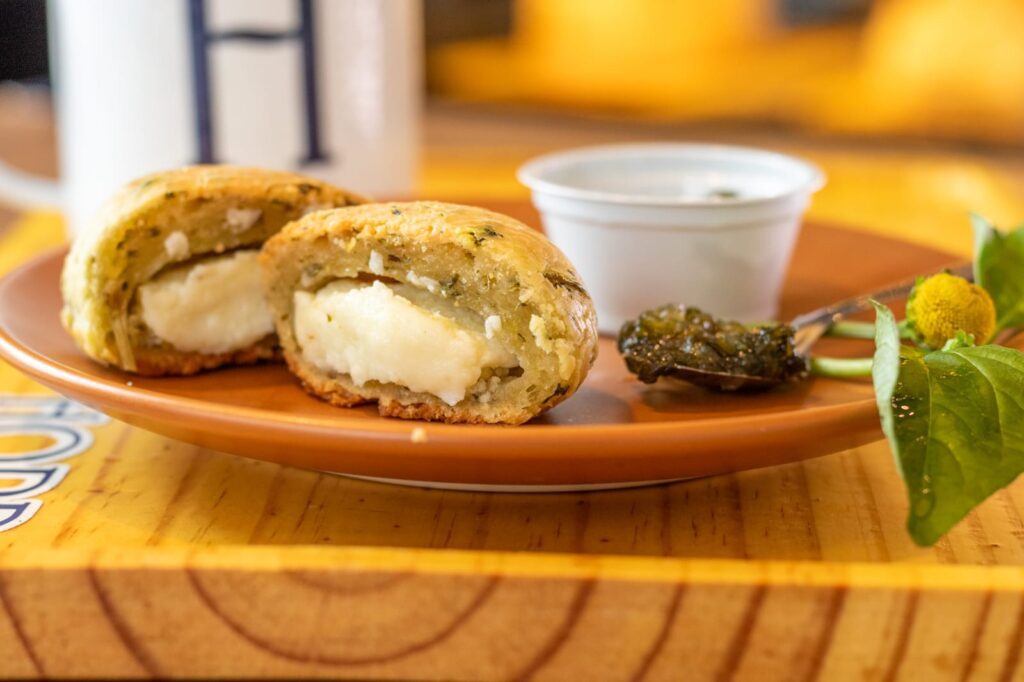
xmin=517 ymin=143 xmax=825 ymax=335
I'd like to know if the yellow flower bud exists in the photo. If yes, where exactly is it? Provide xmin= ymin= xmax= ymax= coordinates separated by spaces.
xmin=906 ymin=272 xmax=996 ymax=349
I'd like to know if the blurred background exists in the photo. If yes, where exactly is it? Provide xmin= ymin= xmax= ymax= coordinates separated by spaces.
xmin=3 ymin=0 xmax=1024 ymax=253
xmin=429 ymin=0 xmax=1024 ymax=144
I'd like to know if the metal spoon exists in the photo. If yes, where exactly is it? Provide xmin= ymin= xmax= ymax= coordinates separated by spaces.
xmin=666 ymin=263 xmax=974 ymax=390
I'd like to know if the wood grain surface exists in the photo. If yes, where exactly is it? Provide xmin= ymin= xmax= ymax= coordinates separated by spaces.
xmin=5 ymin=91 xmax=1024 ymax=679
xmin=2 ymin=547 xmax=1024 ymax=681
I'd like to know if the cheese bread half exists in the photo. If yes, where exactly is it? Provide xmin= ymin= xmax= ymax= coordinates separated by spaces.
xmin=261 ymin=201 xmax=599 ymax=424
xmin=61 ymin=165 xmax=367 ymax=375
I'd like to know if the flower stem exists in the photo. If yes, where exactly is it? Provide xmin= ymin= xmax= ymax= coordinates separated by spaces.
xmin=825 ymin=320 xmax=877 ymax=340
xmin=810 ymin=356 xmax=874 ymax=378
xmin=825 ymin=320 xmax=916 ymax=341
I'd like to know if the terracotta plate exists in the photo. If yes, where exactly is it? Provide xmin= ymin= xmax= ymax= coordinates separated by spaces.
xmin=0 ymin=203 xmax=964 ymax=488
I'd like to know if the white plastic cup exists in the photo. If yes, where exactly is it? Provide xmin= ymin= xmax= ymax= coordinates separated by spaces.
xmin=518 ymin=144 xmax=825 ymax=335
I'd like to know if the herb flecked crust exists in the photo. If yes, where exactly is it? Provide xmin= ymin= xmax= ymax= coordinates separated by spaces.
xmin=260 ymin=201 xmax=599 ymax=424
xmin=60 ymin=165 xmax=368 ymax=375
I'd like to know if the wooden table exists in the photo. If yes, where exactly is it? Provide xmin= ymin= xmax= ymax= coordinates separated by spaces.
xmin=3 ymin=88 xmax=1024 ymax=680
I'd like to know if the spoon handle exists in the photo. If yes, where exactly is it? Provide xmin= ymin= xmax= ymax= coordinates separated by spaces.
xmin=790 ymin=262 xmax=973 ymax=356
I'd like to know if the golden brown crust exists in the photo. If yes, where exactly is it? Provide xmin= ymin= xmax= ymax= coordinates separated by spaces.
xmin=375 ymin=399 xmax=514 ymax=425
xmin=131 ymin=336 xmax=281 ymax=377
xmin=286 ymin=356 xmax=530 ymax=424
xmin=283 ymin=353 xmax=369 ymax=408
xmin=261 ymin=201 xmax=599 ymax=425
xmin=61 ymin=165 xmax=368 ymax=374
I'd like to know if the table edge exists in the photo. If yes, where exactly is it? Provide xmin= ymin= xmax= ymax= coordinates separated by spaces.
xmin=3 ymin=546 xmax=1023 ymax=591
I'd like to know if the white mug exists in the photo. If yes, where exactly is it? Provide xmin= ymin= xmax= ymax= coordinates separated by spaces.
xmin=0 ymin=0 xmax=422 ymax=237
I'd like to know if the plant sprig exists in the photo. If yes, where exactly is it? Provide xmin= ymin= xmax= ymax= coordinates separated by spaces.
xmin=799 ymin=215 xmax=1024 ymax=545
xmin=865 ymin=215 xmax=1024 ymax=545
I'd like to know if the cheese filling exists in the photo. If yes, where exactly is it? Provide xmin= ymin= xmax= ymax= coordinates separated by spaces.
xmin=293 ymin=280 xmax=516 ymax=406
xmin=138 ymin=250 xmax=275 ymax=354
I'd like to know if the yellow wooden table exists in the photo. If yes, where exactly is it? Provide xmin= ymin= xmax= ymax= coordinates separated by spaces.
xmin=3 ymin=98 xmax=1024 ymax=680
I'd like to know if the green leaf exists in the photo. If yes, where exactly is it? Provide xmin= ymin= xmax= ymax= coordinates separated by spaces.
xmin=872 ymin=303 xmax=1024 ymax=544
xmin=871 ymin=300 xmax=903 ymax=475
xmin=939 ymin=330 xmax=976 ymax=352
xmin=970 ymin=212 xmax=994 ymax=284
xmin=973 ymin=215 xmax=1024 ymax=331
